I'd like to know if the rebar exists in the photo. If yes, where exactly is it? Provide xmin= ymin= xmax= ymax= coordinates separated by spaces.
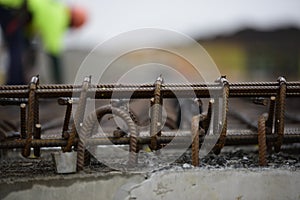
xmin=265 ymin=96 xmax=276 ymax=151
xmin=150 ymin=76 xmax=163 ymax=151
xmin=0 ymin=75 xmax=300 ymax=172
xmin=20 ymin=103 xmax=26 ymax=139
xmin=33 ymin=77 xmax=40 ymax=157
xmin=191 ymin=115 xmax=200 ymax=166
xmin=79 ymin=105 xmax=138 ymax=169
xmin=34 ymin=124 xmax=41 ymax=157
xmin=64 ymin=76 xmax=90 ymax=152
xmin=22 ymin=76 xmax=39 ymax=157
xmin=213 ymin=77 xmax=229 ymax=155
xmin=258 ymin=115 xmax=267 ymax=166
xmin=274 ymin=77 xmax=286 ymax=152
xmin=62 ymin=98 xmax=72 ymax=136
xmin=1 ymin=132 xmax=300 ymax=149
xmin=1 ymin=81 xmax=300 ymax=99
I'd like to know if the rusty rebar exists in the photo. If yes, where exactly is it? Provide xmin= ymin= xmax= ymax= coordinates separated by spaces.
xmin=265 ymin=96 xmax=276 ymax=151
xmin=79 ymin=105 xmax=138 ymax=170
xmin=274 ymin=77 xmax=286 ymax=152
xmin=150 ymin=76 xmax=163 ymax=151
xmin=33 ymin=77 xmax=40 ymax=157
xmin=64 ymin=76 xmax=90 ymax=152
xmin=191 ymin=115 xmax=200 ymax=166
xmin=62 ymin=98 xmax=72 ymax=136
xmin=1 ymin=132 xmax=300 ymax=149
xmin=200 ymin=99 xmax=213 ymax=133
xmin=0 ymin=81 xmax=300 ymax=99
xmin=70 ymin=77 xmax=91 ymax=171
xmin=258 ymin=115 xmax=267 ymax=166
xmin=20 ymin=103 xmax=26 ymax=139
xmin=1 ymin=76 xmax=300 ymax=170
xmin=33 ymin=124 xmax=41 ymax=157
xmin=22 ymin=76 xmax=38 ymax=157
xmin=213 ymin=77 xmax=229 ymax=155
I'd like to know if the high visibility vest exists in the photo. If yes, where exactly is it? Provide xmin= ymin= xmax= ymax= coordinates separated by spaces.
xmin=0 ymin=0 xmax=70 ymax=55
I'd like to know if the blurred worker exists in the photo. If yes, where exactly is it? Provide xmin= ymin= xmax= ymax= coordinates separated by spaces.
xmin=0 ymin=0 xmax=87 ymax=84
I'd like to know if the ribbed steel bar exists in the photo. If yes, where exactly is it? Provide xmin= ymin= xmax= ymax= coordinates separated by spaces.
xmin=34 ymin=124 xmax=42 ymax=157
xmin=22 ymin=76 xmax=39 ymax=157
xmin=150 ymin=76 xmax=163 ymax=151
xmin=0 ymin=81 xmax=298 ymax=91
xmin=0 ymin=76 xmax=300 ymax=171
xmin=80 ymin=105 xmax=138 ymax=169
xmin=62 ymin=98 xmax=72 ymax=136
xmin=33 ymin=77 xmax=40 ymax=157
xmin=274 ymin=77 xmax=287 ymax=152
xmin=0 ymin=81 xmax=300 ymax=99
xmin=191 ymin=115 xmax=200 ymax=166
xmin=20 ymin=103 xmax=26 ymax=139
xmin=1 ymin=133 xmax=300 ymax=149
xmin=213 ymin=77 xmax=229 ymax=154
xmin=64 ymin=77 xmax=90 ymax=152
xmin=265 ymin=96 xmax=276 ymax=151
xmin=258 ymin=115 xmax=267 ymax=166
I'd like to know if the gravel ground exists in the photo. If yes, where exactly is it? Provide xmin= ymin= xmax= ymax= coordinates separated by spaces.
xmin=1 ymin=145 xmax=299 ymax=182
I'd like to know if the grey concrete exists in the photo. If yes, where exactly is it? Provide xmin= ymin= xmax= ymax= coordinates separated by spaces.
xmin=0 ymin=172 xmax=145 ymax=200
xmin=1 ymin=169 xmax=299 ymax=200
xmin=129 ymin=169 xmax=300 ymax=200
xmin=52 ymin=152 xmax=77 ymax=174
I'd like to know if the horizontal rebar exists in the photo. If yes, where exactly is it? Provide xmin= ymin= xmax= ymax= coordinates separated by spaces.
xmin=0 ymin=81 xmax=299 ymax=99
xmin=1 ymin=133 xmax=299 ymax=149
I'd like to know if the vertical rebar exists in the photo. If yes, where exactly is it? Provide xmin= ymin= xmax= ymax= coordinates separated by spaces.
xmin=33 ymin=77 xmax=40 ymax=157
xmin=62 ymin=98 xmax=72 ymax=136
xmin=150 ymin=76 xmax=163 ymax=151
xmin=76 ymin=126 xmax=87 ymax=171
xmin=274 ymin=77 xmax=286 ymax=152
xmin=191 ymin=115 xmax=200 ymax=166
xmin=213 ymin=77 xmax=229 ymax=155
xmin=265 ymin=96 xmax=275 ymax=151
xmin=201 ymin=99 xmax=213 ymax=133
xmin=20 ymin=103 xmax=26 ymax=139
xmin=258 ymin=115 xmax=267 ymax=166
xmin=22 ymin=76 xmax=38 ymax=157
xmin=212 ymin=98 xmax=219 ymax=135
xmin=33 ymin=124 xmax=41 ymax=157
xmin=64 ymin=76 xmax=90 ymax=153
xmin=67 ymin=77 xmax=91 ymax=171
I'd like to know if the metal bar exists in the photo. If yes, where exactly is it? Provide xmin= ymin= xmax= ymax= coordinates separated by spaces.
xmin=1 ymin=133 xmax=300 ymax=149
xmin=150 ymin=76 xmax=163 ymax=151
xmin=274 ymin=77 xmax=287 ymax=152
xmin=0 ymin=81 xmax=300 ymax=99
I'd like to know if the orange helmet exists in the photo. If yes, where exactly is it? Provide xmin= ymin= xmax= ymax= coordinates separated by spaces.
xmin=69 ymin=6 xmax=87 ymax=28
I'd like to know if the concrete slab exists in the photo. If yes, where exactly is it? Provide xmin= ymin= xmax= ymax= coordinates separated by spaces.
xmin=1 ymin=169 xmax=299 ymax=200
xmin=129 ymin=169 xmax=300 ymax=200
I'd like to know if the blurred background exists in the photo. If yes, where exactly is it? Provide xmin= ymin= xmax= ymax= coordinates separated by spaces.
xmin=1 ymin=0 xmax=300 ymax=84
